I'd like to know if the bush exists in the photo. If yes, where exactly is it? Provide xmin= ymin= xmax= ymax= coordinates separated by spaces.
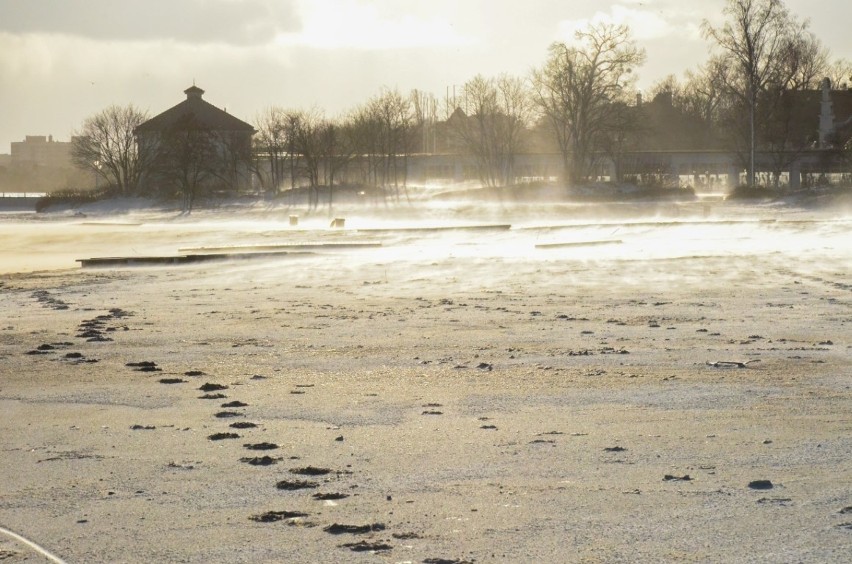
xmin=35 ymin=187 xmax=114 ymax=212
xmin=725 ymin=185 xmax=777 ymax=200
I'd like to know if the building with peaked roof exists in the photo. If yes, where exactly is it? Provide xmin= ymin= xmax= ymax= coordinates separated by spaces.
xmin=135 ymin=85 xmax=256 ymax=137
xmin=135 ymin=85 xmax=256 ymax=201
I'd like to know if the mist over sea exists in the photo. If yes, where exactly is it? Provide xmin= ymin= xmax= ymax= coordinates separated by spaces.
xmin=2 ymin=197 xmax=849 ymax=279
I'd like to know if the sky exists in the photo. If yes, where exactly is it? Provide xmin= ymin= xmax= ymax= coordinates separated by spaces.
xmin=1 ymin=0 xmax=850 ymax=152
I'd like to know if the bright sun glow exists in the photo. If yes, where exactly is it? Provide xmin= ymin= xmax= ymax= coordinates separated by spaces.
xmin=558 ymin=4 xmax=678 ymax=42
xmin=274 ymin=0 xmax=473 ymax=50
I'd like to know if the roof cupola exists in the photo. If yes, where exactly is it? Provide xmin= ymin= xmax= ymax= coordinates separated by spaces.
xmin=184 ymin=85 xmax=205 ymax=100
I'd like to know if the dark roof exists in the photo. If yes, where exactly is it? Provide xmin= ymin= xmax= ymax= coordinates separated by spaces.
xmin=637 ymin=92 xmax=724 ymax=151
xmin=448 ymin=107 xmax=467 ymax=122
xmin=827 ymin=90 xmax=852 ymax=142
xmin=828 ymin=89 xmax=852 ymax=123
xmin=135 ymin=85 xmax=255 ymax=134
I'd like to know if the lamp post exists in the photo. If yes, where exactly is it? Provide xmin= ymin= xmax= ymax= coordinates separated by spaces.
xmin=93 ymin=159 xmax=101 ymax=191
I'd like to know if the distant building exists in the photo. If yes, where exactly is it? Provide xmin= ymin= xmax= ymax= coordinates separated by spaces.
xmin=11 ymin=135 xmax=72 ymax=168
xmin=0 ymin=135 xmax=91 ymax=193
xmin=816 ymin=78 xmax=852 ymax=148
xmin=633 ymin=91 xmax=726 ymax=152
xmin=135 ymin=85 xmax=256 ymax=196
xmin=407 ymin=80 xmax=852 ymax=190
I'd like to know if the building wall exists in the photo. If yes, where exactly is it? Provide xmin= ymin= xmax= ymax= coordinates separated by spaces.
xmin=1 ymin=135 xmax=93 ymax=193
xmin=11 ymin=135 xmax=73 ymax=168
xmin=136 ymin=129 xmax=255 ymax=196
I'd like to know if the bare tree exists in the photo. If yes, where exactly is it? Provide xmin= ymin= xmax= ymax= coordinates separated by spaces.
xmin=682 ymin=56 xmax=734 ymax=132
xmin=319 ymin=118 xmax=356 ymax=209
xmin=71 ymin=105 xmax=153 ymax=195
xmin=152 ymin=115 xmax=220 ymax=213
xmin=759 ymin=29 xmax=832 ymax=187
xmin=254 ymin=109 xmax=305 ymax=204
xmin=531 ymin=23 xmax=645 ymax=185
xmin=450 ymin=75 xmax=498 ymax=186
xmin=597 ymin=100 xmax=644 ymax=184
xmin=410 ymin=89 xmax=439 ymax=154
xmin=826 ymin=58 xmax=852 ymax=89
xmin=213 ymin=129 xmax=254 ymax=195
xmin=348 ymin=89 xmax=414 ymax=203
xmin=254 ymin=107 xmax=289 ymax=194
xmin=348 ymin=103 xmax=384 ymax=189
xmin=702 ymin=0 xmax=799 ymax=187
xmin=373 ymin=89 xmax=414 ymax=202
xmin=644 ymin=59 xmax=735 ymax=152
xmin=288 ymin=109 xmax=326 ymax=210
xmin=254 ymin=107 xmax=355 ymax=209
xmin=282 ymin=110 xmax=305 ymax=197
xmin=648 ymin=75 xmax=684 ymax=103
xmin=450 ymin=74 xmax=531 ymax=187
xmin=781 ymin=30 xmax=830 ymax=90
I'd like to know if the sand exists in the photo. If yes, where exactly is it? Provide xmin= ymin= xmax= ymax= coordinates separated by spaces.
xmin=0 ymin=200 xmax=850 ymax=563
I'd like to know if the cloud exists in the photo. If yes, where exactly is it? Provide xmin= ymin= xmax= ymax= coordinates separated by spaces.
xmin=274 ymin=0 xmax=475 ymax=50
xmin=0 ymin=0 xmax=742 ymax=150
xmin=557 ymin=3 xmax=678 ymax=42
xmin=0 ymin=31 xmax=295 ymax=85
xmin=0 ymin=0 xmax=300 ymax=46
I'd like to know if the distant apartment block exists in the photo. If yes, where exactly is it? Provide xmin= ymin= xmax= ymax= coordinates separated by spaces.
xmin=11 ymin=135 xmax=72 ymax=168
xmin=1 ymin=135 xmax=92 ymax=193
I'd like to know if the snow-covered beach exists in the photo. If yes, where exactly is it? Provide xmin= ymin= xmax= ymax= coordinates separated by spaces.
xmin=1 ymin=197 xmax=850 ymax=562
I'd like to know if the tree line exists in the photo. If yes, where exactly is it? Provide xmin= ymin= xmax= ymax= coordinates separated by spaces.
xmin=72 ymin=0 xmax=852 ymax=210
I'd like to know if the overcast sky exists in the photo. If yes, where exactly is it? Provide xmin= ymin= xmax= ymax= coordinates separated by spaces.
xmin=1 ymin=0 xmax=849 ymax=152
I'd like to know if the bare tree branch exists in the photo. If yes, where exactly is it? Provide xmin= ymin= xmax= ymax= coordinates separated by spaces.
xmin=531 ymin=23 xmax=645 ymax=185
xmin=71 ymin=105 xmax=152 ymax=196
